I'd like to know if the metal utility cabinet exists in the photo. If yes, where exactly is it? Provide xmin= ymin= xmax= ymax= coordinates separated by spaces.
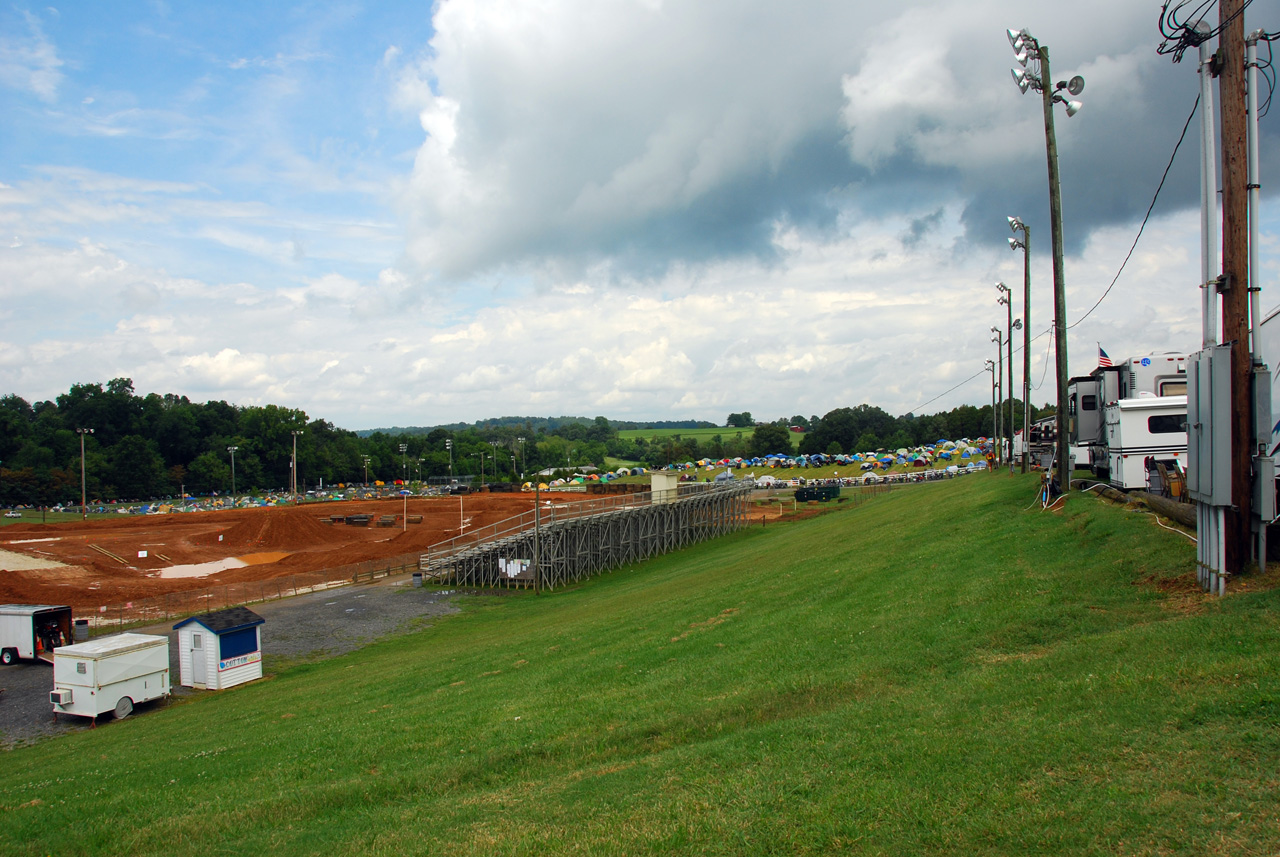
xmin=0 ymin=604 xmax=73 ymax=665
xmin=50 ymin=633 xmax=170 ymax=721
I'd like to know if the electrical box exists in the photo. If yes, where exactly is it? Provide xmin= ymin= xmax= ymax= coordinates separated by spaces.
xmin=1187 ymin=346 xmax=1233 ymax=506
xmin=1254 ymin=456 xmax=1276 ymax=522
xmin=1254 ymin=366 xmax=1272 ymax=452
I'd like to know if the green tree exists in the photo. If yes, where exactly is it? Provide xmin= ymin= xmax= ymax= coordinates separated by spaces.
xmin=750 ymin=424 xmax=792 ymax=457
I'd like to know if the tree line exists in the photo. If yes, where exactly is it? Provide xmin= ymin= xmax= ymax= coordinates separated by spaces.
xmin=0 ymin=379 xmax=1048 ymax=506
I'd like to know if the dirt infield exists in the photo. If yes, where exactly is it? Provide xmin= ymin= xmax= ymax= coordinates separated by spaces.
xmin=0 ymin=495 xmax=553 ymax=609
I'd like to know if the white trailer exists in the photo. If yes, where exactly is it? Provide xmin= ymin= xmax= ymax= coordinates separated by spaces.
xmin=0 ymin=604 xmax=73 ymax=665
xmin=49 ymin=633 xmax=170 ymax=721
xmin=1102 ymin=395 xmax=1188 ymax=490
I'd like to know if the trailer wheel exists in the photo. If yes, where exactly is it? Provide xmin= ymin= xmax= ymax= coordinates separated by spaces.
xmin=0 ymin=649 xmax=15 ymax=666
xmin=113 ymin=697 xmax=133 ymax=720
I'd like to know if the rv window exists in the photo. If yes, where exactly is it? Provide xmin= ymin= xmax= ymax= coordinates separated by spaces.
xmin=1160 ymin=381 xmax=1187 ymax=396
xmin=1081 ymin=395 xmax=1097 ymax=411
xmin=1149 ymin=414 xmax=1186 ymax=434
xmin=76 ymin=662 xmax=86 ymax=674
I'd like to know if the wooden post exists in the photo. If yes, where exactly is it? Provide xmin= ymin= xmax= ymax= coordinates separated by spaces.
xmin=1038 ymin=44 xmax=1071 ymax=498
xmin=1220 ymin=0 xmax=1251 ymax=572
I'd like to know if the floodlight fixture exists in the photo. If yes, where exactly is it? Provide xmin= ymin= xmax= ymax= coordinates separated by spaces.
xmin=1008 ymin=215 xmax=1026 ymax=232
xmin=1009 ymin=236 xmax=1024 ymax=250
xmin=1012 ymin=318 xmax=1023 ymax=330
xmin=1006 ymin=24 xmax=1076 ymax=493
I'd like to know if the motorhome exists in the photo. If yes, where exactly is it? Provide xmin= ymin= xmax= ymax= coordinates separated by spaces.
xmin=1083 ymin=353 xmax=1187 ymax=481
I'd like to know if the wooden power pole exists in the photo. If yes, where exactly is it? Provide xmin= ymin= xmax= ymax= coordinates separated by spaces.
xmin=1220 ymin=0 xmax=1252 ymax=573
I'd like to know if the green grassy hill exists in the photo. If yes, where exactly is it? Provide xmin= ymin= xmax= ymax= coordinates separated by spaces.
xmin=3 ymin=474 xmax=1278 ymax=855
xmin=618 ymin=424 xmax=804 ymax=451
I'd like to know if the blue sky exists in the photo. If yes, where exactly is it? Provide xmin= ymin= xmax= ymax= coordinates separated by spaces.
xmin=1 ymin=1 xmax=1276 ymax=429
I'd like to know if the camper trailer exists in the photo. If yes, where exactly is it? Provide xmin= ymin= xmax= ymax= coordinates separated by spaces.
xmin=1101 ymin=395 xmax=1188 ymax=490
xmin=49 ymin=633 xmax=170 ymax=721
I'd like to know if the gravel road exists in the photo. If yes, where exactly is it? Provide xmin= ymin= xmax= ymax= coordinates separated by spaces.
xmin=0 ymin=575 xmax=460 ymax=749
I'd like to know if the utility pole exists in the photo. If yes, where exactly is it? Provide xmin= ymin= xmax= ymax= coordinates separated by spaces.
xmin=1009 ymin=28 xmax=1081 ymax=494
xmin=1040 ymin=45 xmax=1071 ymax=496
xmin=1220 ymin=0 xmax=1252 ymax=573
xmin=991 ymin=327 xmax=1004 ymax=461
xmin=77 ymin=428 xmax=93 ymax=520
xmin=1010 ymin=217 xmax=1032 ymax=473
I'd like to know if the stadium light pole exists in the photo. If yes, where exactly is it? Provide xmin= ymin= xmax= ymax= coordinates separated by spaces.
xmin=991 ymin=326 xmax=1004 ymax=463
xmin=361 ymin=454 xmax=370 ymax=487
xmin=399 ymin=443 xmax=408 ymax=484
xmin=227 ymin=446 xmax=238 ymax=498
xmin=1009 ymin=318 xmax=1023 ymax=471
xmin=445 ymin=438 xmax=453 ymax=479
xmin=76 ymin=428 xmax=93 ymax=520
xmin=997 ymin=282 xmax=1018 ymax=470
xmin=984 ymin=360 xmax=997 ymax=450
xmin=291 ymin=430 xmax=303 ymax=498
xmin=517 ymin=437 xmax=526 ymax=480
xmin=1009 ymin=216 xmax=1031 ymax=473
xmin=1009 ymin=26 xmax=1083 ymax=494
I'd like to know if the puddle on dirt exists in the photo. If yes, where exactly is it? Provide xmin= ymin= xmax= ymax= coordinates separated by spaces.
xmin=155 ymin=551 xmax=290 ymax=579
xmin=156 ymin=558 xmax=248 ymax=579
xmin=239 ymin=551 xmax=290 ymax=565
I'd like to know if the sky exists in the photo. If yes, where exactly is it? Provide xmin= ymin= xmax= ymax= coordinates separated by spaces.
xmin=1 ymin=1 xmax=1277 ymax=431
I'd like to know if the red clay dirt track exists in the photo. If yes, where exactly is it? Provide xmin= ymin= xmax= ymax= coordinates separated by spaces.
xmin=0 ymin=495 xmax=549 ymax=609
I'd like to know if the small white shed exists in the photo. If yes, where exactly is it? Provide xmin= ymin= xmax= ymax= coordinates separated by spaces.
xmin=651 ymin=471 xmax=680 ymax=504
xmin=173 ymin=607 xmax=265 ymax=690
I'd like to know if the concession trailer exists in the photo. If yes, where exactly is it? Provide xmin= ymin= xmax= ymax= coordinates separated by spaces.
xmin=49 ymin=633 xmax=170 ymax=721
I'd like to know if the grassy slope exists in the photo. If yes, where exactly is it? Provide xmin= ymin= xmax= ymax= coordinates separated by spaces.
xmin=617 ymin=425 xmax=802 ymax=451
xmin=2 ymin=474 xmax=1279 ymax=856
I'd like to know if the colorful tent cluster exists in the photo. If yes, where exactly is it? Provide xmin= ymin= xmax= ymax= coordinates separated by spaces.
xmin=651 ymin=439 xmax=994 ymax=474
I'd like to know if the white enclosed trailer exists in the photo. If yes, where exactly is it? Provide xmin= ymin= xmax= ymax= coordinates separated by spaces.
xmin=0 ymin=604 xmax=73 ymax=665
xmin=49 ymin=633 xmax=170 ymax=721
xmin=1102 ymin=395 xmax=1188 ymax=490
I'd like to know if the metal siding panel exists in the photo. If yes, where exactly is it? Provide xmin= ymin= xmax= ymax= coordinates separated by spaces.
xmin=1188 ymin=346 xmax=1234 ymax=505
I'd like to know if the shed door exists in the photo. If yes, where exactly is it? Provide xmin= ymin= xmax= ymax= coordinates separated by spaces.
xmin=191 ymin=632 xmax=205 ymax=685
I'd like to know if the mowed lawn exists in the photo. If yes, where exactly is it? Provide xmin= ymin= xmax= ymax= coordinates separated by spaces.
xmin=3 ymin=474 xmax=1279 ymax=855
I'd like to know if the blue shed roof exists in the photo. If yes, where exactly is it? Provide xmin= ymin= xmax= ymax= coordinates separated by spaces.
xmin=173 ymin=606 xmax=265 ymax=635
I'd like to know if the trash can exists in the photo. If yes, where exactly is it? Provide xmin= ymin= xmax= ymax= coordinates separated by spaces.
xmin=412 ymin=572 xmax=423 ymax=588
xmin=73 ymin=619 xmax=89 ymax=642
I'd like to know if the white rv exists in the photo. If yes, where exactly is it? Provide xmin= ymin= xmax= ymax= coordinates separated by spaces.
xmin=1101 ymin=395 xmax=1188 ymax=490
xmin=49 ymin=633 xmax=170 ymax=721
xmin=1086 ymin=353 xmax=1188 ymax=481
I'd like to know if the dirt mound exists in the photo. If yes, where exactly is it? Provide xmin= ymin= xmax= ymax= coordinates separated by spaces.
xmin=210 ymin=507 xmax=348 ymax=551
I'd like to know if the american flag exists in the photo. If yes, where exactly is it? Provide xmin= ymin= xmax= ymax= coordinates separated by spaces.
xmin=1098 ymin=345 xmax=1113 ymax=368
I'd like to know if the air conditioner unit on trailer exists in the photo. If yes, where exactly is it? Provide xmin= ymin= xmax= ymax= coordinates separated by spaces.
xmin=49 ymin=688 xmax=73 ymax=705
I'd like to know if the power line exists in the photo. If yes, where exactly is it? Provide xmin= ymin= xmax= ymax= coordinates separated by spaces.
xmin=1068 ymin=92 xmax=1200 ymax=330
xmin=1158 ymin=0 xmax=1259 ymax=62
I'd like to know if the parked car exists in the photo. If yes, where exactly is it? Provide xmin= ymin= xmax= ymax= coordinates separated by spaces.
xmin=3 ymin=511 xmax=20 ymax=518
